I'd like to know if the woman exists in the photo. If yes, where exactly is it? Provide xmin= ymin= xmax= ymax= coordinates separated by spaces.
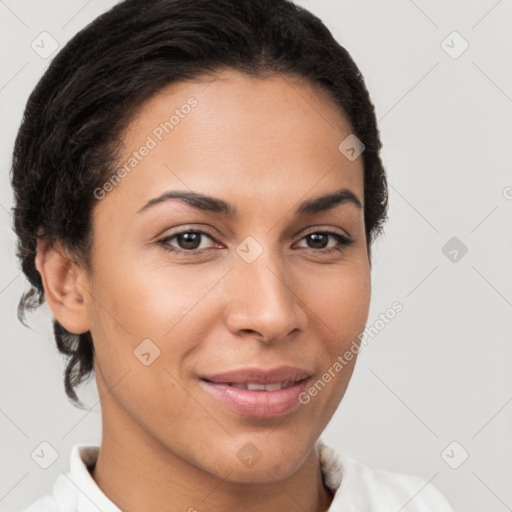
xmin=12 ymin=0 xmax=453 ymax=510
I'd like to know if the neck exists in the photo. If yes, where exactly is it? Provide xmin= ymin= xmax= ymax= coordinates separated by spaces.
xmin=90 ymin=397 xmax=334 ymax=512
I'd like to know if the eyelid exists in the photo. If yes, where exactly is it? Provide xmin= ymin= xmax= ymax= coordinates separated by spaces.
xmin=157 ymin=226 xmax=220 ymax=250
xmin=158 ymin=225 xmax=351 ymax=243
xmin=157 ymin=224 xmax=353 ymax=254
xmin=161 ymin=225 xmax=218 ymax=240
xmin=299 ymin=225 xmax=352 ymax=240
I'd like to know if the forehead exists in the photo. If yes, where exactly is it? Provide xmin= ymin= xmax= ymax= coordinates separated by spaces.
xmin=97 ymin=69 xmax=364 ymax=219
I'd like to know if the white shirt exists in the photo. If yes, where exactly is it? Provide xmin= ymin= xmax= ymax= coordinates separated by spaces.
xmin=21 ymin=440 xmax=453 ymax=511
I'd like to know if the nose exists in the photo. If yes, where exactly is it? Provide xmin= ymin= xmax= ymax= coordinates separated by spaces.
xmin=223 ymin=246 xmax=307 ymax=344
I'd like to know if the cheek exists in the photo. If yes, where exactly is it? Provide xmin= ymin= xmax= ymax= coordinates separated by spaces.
xmin=86 ymin=251 xmax=228 ymax=371
xmin=300 ymin=257 xmax=370 ymax=407
xmin=307 ymin=260 xmax=371 ymax=344
xmin=299 ymin=266 xmax=370 ymax=416
xmin=88 ymin=252 xmax=184 ymax=331
xmin=85 ymin=259 xmax=199 ymax=421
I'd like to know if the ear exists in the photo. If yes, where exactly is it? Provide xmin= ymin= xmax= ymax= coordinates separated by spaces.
xmin=35 ymin=239 xmax=90 ymax=334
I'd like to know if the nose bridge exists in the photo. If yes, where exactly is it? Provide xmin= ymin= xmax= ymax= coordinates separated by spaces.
xmin=225 ymin=239 xmax=304 ymax=341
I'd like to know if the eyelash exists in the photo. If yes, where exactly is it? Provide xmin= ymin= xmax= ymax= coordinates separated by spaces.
xmin=157 ymin=228 xmax=353 ymax=255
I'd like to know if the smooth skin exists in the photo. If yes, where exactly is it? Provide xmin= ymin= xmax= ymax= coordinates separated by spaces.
xmin=36 ymin=69 xmax=371 ymax=512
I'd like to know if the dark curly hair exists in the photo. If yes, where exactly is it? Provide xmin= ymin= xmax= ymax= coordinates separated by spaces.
xmin=10 ymin=0 xmax=388 ymax=409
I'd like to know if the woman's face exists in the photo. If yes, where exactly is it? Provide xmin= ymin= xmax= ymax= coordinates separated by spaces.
xmin=83 ymin=69 xmax=370 ymax=482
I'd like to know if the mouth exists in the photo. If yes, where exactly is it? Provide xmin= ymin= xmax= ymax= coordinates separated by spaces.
xmin=199 ymin=366 xmax=312 ymax=419
xmin=222 ymin=381 xmax=297 ymax=391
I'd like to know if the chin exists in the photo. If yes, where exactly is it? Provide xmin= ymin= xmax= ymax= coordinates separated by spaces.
xmin=213 ymin=435 xmax=314 ymax=484
xmin=223 ymin=456 xmax=306 ymax=484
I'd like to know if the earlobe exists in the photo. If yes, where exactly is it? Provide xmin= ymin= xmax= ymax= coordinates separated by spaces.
xmin=35 ymin=239 xmax=90 ymax=334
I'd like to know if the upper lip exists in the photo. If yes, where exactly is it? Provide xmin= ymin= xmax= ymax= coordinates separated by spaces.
xmin=201 ymin=365 xmax=312 ymax=385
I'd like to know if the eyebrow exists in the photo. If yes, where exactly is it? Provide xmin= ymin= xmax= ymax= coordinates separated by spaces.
xmin=137 ymin=187 xmax=362 ymax=216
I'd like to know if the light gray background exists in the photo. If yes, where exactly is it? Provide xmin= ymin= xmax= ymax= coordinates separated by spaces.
xmin=1 ymin=1 xmax=511 ymax=511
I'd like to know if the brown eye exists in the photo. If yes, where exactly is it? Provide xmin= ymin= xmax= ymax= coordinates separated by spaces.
xmin=174 ymin=232 xmax=203 ymax=250
xmin=305 ymin=233 xmax=329 ymax=249
xmin=296 ymin=231 xmax=353 ymax=253
xmin=158 ymin=230 xmax=218 ymax=253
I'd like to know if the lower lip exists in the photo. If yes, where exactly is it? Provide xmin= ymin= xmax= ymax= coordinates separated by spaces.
xmin=200 ymin=379 xmax=309 ymax=419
